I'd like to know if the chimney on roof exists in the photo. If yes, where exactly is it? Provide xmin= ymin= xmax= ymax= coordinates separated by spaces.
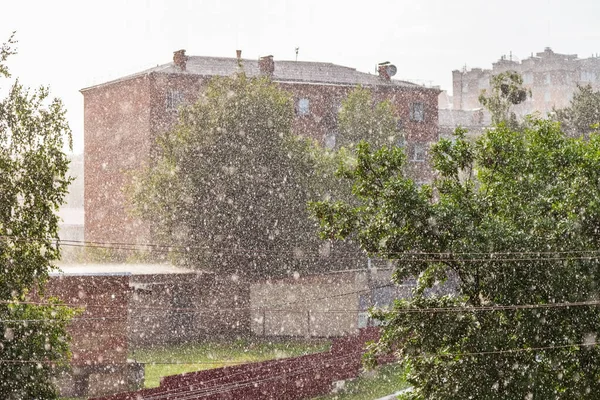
xmin=378 ymin=65 xmax=390 ymax=81
xmin=377 ymin=61 xmax=394 ymax=81
xmin=236 ymin=50 xmax=242 ymax=60
xmin=259 ymin=55 xmax=274 ymax=76
xmin=173 ymin=49 xmax=187 ymax=71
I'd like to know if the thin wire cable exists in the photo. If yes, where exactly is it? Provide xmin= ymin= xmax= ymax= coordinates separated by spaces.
xmin=5 ymin=290 xmax=600 ymax=318
xmin=130 ymin=340 xmax=600 ymax=400
xmin=5 ymin=234 xmax=600 ymax=260
xmin=0 ymin=282 xmax=394 ymax=312
xmin=145 ymin=347 xmax=344 ymax=392
xmin=140 ymin=349 xmax=362 ymax=399
xmin=48 ymin=243 xmax=600 ymax=262
xmin=144 ymin=339 xmax=600 ymax=400
xmin=171 ymin=355 xmax=358 ymax=400
xmin=0 ymin=341 xmax=597 ymax=367
xmin=45 ymin=237 xmax=600 ymax=257
xmin=145 ymin=350 xmax=363 ymax=400
xmin=429 ymin=341 xmax=600 ymax=358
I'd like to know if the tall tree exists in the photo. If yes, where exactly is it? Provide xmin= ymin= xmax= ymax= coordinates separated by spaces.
xmin=337 ymin=87 xmax=401 ymax=149
xmin=479 ymin=71 xmax=529 ymax=128
xmin=130 ymin=74 xmax=361 ymax=279
xmin=310 ymin=119 xmax=600 ymax=399
xmin=554 ymin=84 xmax=600 ymax=138
xmin=0 ymin=34 xmax=76 ymax=399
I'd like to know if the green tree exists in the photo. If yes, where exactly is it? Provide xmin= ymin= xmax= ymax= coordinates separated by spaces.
xmin=337 ymin=87 xmax=401 ymax=149
xmin=310 ymin=119 xmax=600 ymax=399
xmin=0 ymin=34 xmax=76 ymax=399
xmin=479 ymin=71 xmax=529 ymax=128
xmin=130 ymin=74 xmax=360 ymax=279
xmin=554 ymin=84 xmax=600 ymax=138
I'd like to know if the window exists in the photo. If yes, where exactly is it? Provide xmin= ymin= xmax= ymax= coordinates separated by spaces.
xmin=581 ymin=71 xmax=597 ymax=82
xmin=334 ymin=99 xmax=343 ymax=113
xmin=166 ymin=89 xmax=184 ymax=111
xmin=565 ymin=73 xmax=572 ymax=85
xmin=544 ymin=90 xmax=551 ymax=103
xmin=523 ymin=73 xmax=533 ymax=84
xmin=412 ymin=143 xmax=426 ymax=162
xmin=324 ymin=132 xmax=336 ymax=149
xmin=297 ymin=98 xmax=310 ymax=115
xmin=410 ymin=102 xmax=425 ymax=122
xmin=396 ymin=118 xmax=404 ymax=131
xmin=397 ymin=135 xmax=406 ymax=148
xmin=545 ymin=73 xmax=552 ymax=85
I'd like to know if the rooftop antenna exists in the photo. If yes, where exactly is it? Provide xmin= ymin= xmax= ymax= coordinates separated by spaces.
xmin=295 ymin=47 xmax=299 ymax=62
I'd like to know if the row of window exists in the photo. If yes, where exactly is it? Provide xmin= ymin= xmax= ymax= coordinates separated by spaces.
xmin=323 ymin=131 xmax=426 ymax=160
xmin=295 ymin=98 xmax=426 ymax=122
xmin=165 ymin=90 xmax=427 ymax=160
xmin=165 ymin=90 xmax=427 ymax=124
xmin=463 ymin=71 xmax=599 ymax=92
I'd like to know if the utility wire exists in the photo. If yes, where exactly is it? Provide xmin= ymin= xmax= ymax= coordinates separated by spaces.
xmin=4 ymin=235 xmax=600 ymax=261
xmin=4 ymin=295 xmax=600 ymax=323
xmin=144 ymin=350 xmax=363 ymax=400
xmin=129 ymin=340 xmax=600 ymax=400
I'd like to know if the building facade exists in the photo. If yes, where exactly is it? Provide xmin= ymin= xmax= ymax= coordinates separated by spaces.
xmin=82 ymin=51 xmax=440 ymax=244
xmin=453 ymin=48 xmax=600 ymax=116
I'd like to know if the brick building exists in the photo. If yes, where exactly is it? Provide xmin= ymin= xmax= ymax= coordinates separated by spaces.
xmin=40 ymin=274 xmax=141 ymax=398
xmin=82 ymin=50 xmax=440 ymax=244
xmin=453 ymin=47 xmax=600 ymax=115
xmin=44 ymin=264 xmax=247 ymax=397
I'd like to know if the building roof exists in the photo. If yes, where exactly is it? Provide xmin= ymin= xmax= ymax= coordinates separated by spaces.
xmin=52 ymin=263 xmax=198 ymax=276
xmin=81 ymin=55 xmax=426 ymax=92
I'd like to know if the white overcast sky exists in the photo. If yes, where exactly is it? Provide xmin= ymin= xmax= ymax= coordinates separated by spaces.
xmin=1 ymin=0 xmax=599 ymax=153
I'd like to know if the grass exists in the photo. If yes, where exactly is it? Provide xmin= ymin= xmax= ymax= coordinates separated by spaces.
xmin=312 ymin=363 xmax=409 ymax=400
xmin=131 ymin=337 xmax=331 ymax=388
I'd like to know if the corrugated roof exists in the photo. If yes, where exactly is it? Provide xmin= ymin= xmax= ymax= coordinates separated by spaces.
xmin=81 ymin=56 xmax=425 ymax=92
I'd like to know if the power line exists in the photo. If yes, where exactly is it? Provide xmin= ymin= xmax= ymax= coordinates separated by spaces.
xmin=1 ymin=340 xmax=597 ymax=367
xmin=4 ymin=235 xmax=600 ymax=261
xmin=435 ymin=341 xmax=600 ymax=358
xmin=5 ymin=295 xmax=600 ymax=324
xmin=131 ymin=354 xmax=331 ymax=400
xmin=144 ymin=351 xmax=363 ymax=400
xmin=129 ymin=340 xmax=600 ymax=400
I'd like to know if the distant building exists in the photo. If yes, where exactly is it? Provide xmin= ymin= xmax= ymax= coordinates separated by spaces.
xmin=438 ymin=108 xmax=490 ymax=140
xmin=81 ymin=50 xmax=440 ymax=244
xmin=453 ymin=47 xmax=600 ymax=116
xmin=58 ymin=154 xmax=84 ymax=261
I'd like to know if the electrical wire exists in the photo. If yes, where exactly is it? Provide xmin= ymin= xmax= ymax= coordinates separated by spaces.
xmin=143 ymin=350 xmax=363 ymax=400
xmin=4 ymin=285 xmax=600 ymax=320
xmin=118 ymin=340 xmax=600 ymax=400
xmin=4 ymin=235 xmax=600 ymax=261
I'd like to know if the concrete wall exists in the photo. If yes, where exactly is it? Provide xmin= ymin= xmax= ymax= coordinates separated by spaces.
xmin=251 ymin=278 xmax=360 ymax=337
xmin=128 ymin=272 xmax=249 ymax=347
xmin=250 ymin=269 xmax=414 ymax=337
